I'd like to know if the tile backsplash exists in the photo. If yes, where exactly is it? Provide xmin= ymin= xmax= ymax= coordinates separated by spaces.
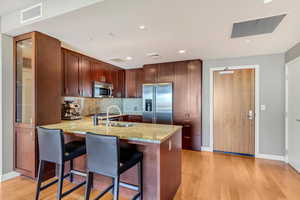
xmin=123 ymin=98 xmax=143 ymax=115
xmin=63 ymin=97 xmax=142 ymax=116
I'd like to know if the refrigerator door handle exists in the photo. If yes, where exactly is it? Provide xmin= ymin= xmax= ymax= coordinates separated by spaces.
xmin=153 ymin=85 xmax=156 ymax=123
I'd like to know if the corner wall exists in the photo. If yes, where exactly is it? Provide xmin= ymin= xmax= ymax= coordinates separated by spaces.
xmin=0 ymin=15 xmax=14 ymax=179
xmin=202 ymin=54 xmax=286 ymax=156
xmin=285 ymin=42 xmax=300 ymax=63
xmin=1 ymin=34 xmax=14 ymax=175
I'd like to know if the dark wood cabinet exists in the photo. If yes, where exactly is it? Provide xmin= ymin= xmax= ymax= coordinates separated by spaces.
xmin=112 ymin=69 xmax=125 ymax=98
xmin=91 ymin=61 xmax=106 ymax=82
xmin=141 ymin=60 xmax=202 ymax=150
xmin=79 ymin=56 xmax=92 ymax=97
xmin=171 ymin=60 xmax=203 ymax=150
xmin=143 ymin=64 xmax=158 ymax=83
xmin=121 ymin=115 xmax=143 ymax=122
xmin=63 ymin=50 xmax=124 ymax=98
xmin=158 ymin=62 xmax=174 ymax=82
xmin=14 ymin=32 xmax=62 ymax=178
xmin=15 ymin=126 xmax=37 ymax=178
xmin=63 ymin=49 xmax=80 ymax=96
xmin=125 ymin=69 xmax=143 ymax=98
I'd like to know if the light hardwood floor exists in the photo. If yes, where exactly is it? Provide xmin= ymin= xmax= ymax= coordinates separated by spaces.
xmin=1 ymin=151 xmax=300 ymax=200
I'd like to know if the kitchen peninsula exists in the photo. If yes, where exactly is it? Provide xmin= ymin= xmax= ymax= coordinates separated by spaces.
xmin=43 ymin=118 xmax=182 ymax=200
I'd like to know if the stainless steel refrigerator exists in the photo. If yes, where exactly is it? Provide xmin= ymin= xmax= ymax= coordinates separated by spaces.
xmin=142 ymin=83 xmax=173 ymax=124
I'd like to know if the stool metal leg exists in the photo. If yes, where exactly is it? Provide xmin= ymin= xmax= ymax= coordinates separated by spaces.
xmin=57 ymin=164 xmax=65 ymax=200
xmin=70 ymin=160 xmax=74 ymax=183
xmin=35 ymin=160 xmax=45 ymax=200
xmin=138 ymin=161 xmax=143 ymax=200
xmin=85 ymin=171 xmax=93 ymax=200
xmin=113 ymin=176 xmax=120 ymax=200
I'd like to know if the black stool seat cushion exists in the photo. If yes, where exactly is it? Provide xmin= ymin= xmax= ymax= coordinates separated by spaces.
xmin=64 ymin=141 xmax=86 ymax=161
xmin=119 ymin=148 xmax=143 ymax=173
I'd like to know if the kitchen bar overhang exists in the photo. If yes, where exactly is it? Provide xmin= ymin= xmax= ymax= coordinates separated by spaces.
xmin=42 ymin=118 xmax=182 ymax=200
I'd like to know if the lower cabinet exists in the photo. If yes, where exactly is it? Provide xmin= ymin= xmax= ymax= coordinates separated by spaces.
xmin=121 ymin=115 xmax=143 ymax=122
xmin=15 ymin=127 xmax=37 ymax=178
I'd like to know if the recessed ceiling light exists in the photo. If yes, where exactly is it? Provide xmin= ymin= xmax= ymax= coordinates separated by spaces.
xmin=264 ymin=0 xmax=273 ymax=4
xmin=126 ymin=56 xmax=133 ymax=60
xmin=139 ymin=25 xmax=146 ymax=30
xmin=178 ymin=50 xmax=186 ymax=54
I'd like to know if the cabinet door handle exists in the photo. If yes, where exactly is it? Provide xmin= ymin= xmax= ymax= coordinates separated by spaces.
xmin=184 ymin=136 xmax=191 ymax=139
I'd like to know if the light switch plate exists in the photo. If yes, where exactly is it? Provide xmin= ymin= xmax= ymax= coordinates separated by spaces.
xmin=260 ymin=105 xmax=266 ymax=111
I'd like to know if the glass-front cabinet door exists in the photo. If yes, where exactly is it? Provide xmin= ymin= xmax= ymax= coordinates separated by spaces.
xmin=15 ymin=38 xmax=34 ymax=124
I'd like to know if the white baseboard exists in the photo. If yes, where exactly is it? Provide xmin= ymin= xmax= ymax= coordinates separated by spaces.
xmin=201 ymin=146 xmax=213 ymax=152
xmin=255 ymin=154 xmax=285 ymax=161
xmin=0 ymin=171 xmax=20 ymax=182
xmin=288 ymin=161 xmax=300 ymax=173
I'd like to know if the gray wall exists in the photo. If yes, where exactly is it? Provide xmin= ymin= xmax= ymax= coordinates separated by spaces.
xmin=286 ymin=42 xmax=300 ymax=63
xmin=202 ymin=54 xmax=285 ymax=156
xmin=0 ymin=27 xmax=14 ymax=176
xmin=1 ymin=34 xmax=14 ymax=174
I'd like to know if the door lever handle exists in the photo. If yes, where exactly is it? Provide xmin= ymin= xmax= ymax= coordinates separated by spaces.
xmin=248 ymin=110 xmax=254 ymax=120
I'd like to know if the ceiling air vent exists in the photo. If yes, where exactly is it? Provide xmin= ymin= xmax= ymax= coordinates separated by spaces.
xmin=231 ymin=14 xmax=286 ymax=38
xmin=147 ymin=52 xmax=160 ymax=59
xmin=109 ymin=58 xmax=126 ymax=63
xmin=20 ymin=3 xmax=43 ymax=24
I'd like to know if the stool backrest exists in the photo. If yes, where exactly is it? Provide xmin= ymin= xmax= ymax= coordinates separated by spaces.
xmin=86 ymin=133 xmax=120 ymax=177
xmin=37 ymin=127 xmax=65 ymax=163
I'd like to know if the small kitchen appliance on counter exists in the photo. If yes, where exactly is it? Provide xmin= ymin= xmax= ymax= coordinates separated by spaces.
xmin=61 ymin=100 xmax=82 ymax=120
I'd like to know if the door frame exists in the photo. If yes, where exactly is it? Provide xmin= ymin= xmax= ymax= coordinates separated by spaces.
xmin=209 ymin=65 xmax=260 ymax=155
xmin=285 ymin=56 xmax=300 ymax=169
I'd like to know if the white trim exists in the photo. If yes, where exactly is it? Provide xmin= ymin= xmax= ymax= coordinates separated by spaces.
xmin=209 ymin=65 xmax=260 ymax=155
xmin=201 ymin=146 xmax=213 ymax=152
xmin=255 ymin=154 xmax=285 ymax=161
xmin=289 ymin=161 xmax=300 ymax=173
xmin=0 ymin=171 xmax=20 ymax=182
xmin=285 ymin=63 xmax=289 ymax=163
xmin=285 ymin=57 xmax=300 ymax=165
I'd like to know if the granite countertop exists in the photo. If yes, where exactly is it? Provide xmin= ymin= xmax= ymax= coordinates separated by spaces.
xmin=42 ymin=117 xmax=182 ymax=144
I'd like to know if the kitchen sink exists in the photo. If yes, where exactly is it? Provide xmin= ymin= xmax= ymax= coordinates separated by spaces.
xmin=98 ymin=122 xmax=134 ymax=127
xmin=110 ymin=122 xmax=134 ymax=127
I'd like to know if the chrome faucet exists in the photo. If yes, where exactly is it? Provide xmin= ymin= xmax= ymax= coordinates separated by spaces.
xmin=106 ymin=105 xmax=122 ymax=127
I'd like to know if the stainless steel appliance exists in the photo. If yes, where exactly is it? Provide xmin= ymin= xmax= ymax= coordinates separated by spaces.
xmin=93 ymin=81 xmax=113 ymax=98
xmin=142 ymin=83 xmax=173 ymax=124
xmin=62 ymin=101 xmax=82 ymax=120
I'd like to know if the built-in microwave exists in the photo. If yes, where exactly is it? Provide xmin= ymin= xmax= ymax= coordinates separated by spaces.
xmin=93 ymin=81 xmax=113 ymax=98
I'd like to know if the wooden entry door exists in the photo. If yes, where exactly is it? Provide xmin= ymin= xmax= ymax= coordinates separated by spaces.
xmin=213 ymin=69 xmax=255 ymax=154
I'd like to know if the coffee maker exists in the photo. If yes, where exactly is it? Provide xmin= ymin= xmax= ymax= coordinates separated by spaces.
xmin=62 ymin=101 xmax=82 ymax=120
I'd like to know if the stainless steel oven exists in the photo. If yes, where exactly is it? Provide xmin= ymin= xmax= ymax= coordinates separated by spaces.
xmin=93 ymin=81 xmax=113 ymax=98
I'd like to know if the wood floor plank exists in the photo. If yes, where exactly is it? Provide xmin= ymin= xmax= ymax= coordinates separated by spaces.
xmin=1 ymin=151 xmax=300 ymax=200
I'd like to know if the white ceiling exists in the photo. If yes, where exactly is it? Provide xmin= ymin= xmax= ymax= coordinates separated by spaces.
xmin=5 ymin=0 xmax=300 ymax=68
xmin=0 ymin=0 xmax=40 ymax=16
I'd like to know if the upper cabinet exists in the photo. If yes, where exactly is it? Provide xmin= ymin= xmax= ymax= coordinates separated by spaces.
xmin=113 ymin=69 xmax=125 ymax=98
xmin=125 ymin=69 xmax=143 ymax=98
xmin=143 ymin=64 xmax=158 ymax=83
xmin=63 ymin=49 xmax=80 ymax=97
xmin=143 ymin=62 xmax=175 ymax=83
xmin=158 ymin=62 xmax=175 ymax=82
xmin=79 ymin=56 xmax=92 ymax=97
xmin=62 ymin=49 xmax=124 ymax=98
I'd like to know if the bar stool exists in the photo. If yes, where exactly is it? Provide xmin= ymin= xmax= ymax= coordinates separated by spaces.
xmin=35 ymin=127 xmax=86 ymax=200
xmin=85 ymin=132 xmax=143 ymax=200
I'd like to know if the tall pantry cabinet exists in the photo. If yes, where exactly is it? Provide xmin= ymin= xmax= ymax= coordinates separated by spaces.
xmin=143 ymin=60 xmax=202 ymax=150
xmin=14 ymin=32 xmax=62 ymax=178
